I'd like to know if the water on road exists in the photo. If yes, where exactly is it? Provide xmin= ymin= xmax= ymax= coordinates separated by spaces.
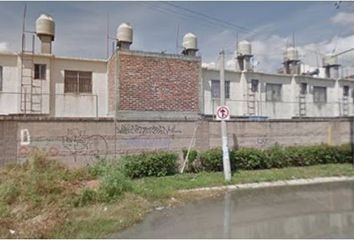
xmin=115 ymin=181 xmax=354 ymax=238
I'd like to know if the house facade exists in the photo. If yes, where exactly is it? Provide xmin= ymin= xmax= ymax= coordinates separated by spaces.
xmin=0 ymin=13 xmax=353 ymax=120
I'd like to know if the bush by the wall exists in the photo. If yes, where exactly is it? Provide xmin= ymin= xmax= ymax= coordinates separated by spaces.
xmin=122 ymin=151 xmax=178 ymax=178
xmin=231 ymin=144 xmax=352 ymax=170
xmin=189 ymin=144 xmax=351 ymax=172
xmin=88 ymin=159 xmax=120 ymax=177
xmin=335 ymin=144 xmax=352 ymax=163
xmin=182 ymin=149 xmax=198 ymax=163
xmin=233 ymin=147 xmax=268 ymax=170
xmin=182 ymin=149 xmax=200 ymax=173
xmin=199 ymin=148 xmax=223 ymax=172
xmin=98 ymin=168 xmax=132 ymax=201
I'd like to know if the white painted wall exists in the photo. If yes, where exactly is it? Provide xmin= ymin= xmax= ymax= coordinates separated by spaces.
xmin=294 ymin=76 xmax=337 ymax=118
xmin=1 ymin=51 xmax=352 ymax=119
xmin=338 ymin=80 xmax=354 ymax=116
xmin=202 ymin=68 xmax=244 ymax=117
xmin=0 ymin=53 xmax=109 ymax=117
xmin=244 ymin=72 xmax=294 ymax=119
xmin=0 ymin=53 xmax=20 ymax=114
xmin=31 ymin=55 xmax=52 ymax=114
xmin=202 ymin=67 xmax=351 ymax=119
xmin=52 ymin=57 xmax=108 ymax=117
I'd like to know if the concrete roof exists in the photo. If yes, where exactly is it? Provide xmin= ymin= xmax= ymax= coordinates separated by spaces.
xmin=0 ymin=51 xmax=107 ymax=63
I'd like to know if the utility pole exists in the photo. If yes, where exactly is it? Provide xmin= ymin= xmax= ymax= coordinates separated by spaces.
xmin=351 ymin=117 xmax=354 ymax=168
xmin=220 ymin=49 xmax=232 ymax=182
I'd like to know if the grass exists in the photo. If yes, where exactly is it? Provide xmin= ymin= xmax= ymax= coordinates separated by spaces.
xmin=131 ymin=163 xmax=354 ymax=200
xmin=0 ymin=152 xmax=93 ymax=238
xmin=52 ymin=193 xmax=152 ymax=239
xmin=0 ymin=153 xmax=354 ymax=238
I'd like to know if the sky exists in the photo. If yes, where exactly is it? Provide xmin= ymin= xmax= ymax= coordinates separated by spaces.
xmin=0 ymin=1 xmax=353 ymax=74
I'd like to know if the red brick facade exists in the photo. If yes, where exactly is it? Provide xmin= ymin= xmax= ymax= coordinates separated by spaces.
xmin=107 ymin=54 xmax=116 ymax=114
xmin=117 ymin=51 xmax=201 ymax=112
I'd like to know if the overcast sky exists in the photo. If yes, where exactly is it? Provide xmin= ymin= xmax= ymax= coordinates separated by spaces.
xmin=0 ymin=1 xmax=353 ymax=74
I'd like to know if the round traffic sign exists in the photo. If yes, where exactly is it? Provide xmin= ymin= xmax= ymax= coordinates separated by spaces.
xmin=216 ymin=106 xmax=230 ymax=120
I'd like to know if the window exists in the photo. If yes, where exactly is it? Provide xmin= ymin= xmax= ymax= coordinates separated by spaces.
xmin=313 ymin=86 xmax=327 ymax=103
xmin=300 ymin=83 xmax=307 ymax=95
xmin=211 ymin=80 xmax=230 ymax=98
xmin=251 ymin=79 xmax=259 ymax=92
xmin=0 ymin=66 xmax=2 ymax=91
xmin=266 ymin=83 xmax=282 ymax=101
xmin=64 ymin=70 xmax=92 ymax=93
xmin=343 ymin=86 xmax=349 ymax=97
xmin=34 ymin=64 xmax=46 ymax=80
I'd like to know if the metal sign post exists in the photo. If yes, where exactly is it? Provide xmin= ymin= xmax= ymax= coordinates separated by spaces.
xmin=219 ymin=49 xmax=232 ymax=182
xmin=351 ymin=117 xmax=354 ymax=168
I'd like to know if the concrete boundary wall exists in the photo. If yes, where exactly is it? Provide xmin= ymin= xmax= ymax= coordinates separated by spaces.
xmin=0 ymin=117 xmax=352 ymax=167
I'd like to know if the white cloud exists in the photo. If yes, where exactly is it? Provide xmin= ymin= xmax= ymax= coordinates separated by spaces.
xmin=202 ymin=34 xmax=354 ymax=76
xmin=0 ymin=42 xmax=9 ymax=52
xmin=331 ymin=12 xmax=354 ymax=25
xmin=251 ymin=35 xmax=288 ymax=73
xmin=202 ymin=62 xmax=217 ymax=69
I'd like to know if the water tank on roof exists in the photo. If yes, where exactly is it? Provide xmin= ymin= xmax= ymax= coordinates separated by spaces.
xmin=116 ymin=22 xmax=133 ymax=43
xmin=238 ymin=40 xmax=252 ymax=56
xmin=183 ymin=33 xmax=198 ymax=50
xmin=36 ymin=14 xmax=55 ymax=40
xmin=285 ymin=47 xmax=299 ymax=61
xmin=323 ymin=54 xmax=338 ymax=66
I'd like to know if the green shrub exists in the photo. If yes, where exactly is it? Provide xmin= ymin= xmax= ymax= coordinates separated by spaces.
xmin=88 ymin=159 xmax=115 ymax=177
xmin=122 ymin=151 xmax=178 ymax=178
xmin=230 ymin=144 xmax=352 ymax=171
xmin=232 ymin=148 xmax=268 ymax=170
xmin=336 ymin=144 xmax=352 ymax=163
xmin=199 ymin=148 xmax=223 ymax=172
xmin=74 ymin=188 xmax=97 ymax=207
xmin=182 ymin=149 xmax=200 ymax=173
xmin=264 ymin=144 xmax=292 ymax=168
xmin=182 ymin=149 xmax=198 ymax=163
xmin=99 ymin=168 xmax=132 ymax=201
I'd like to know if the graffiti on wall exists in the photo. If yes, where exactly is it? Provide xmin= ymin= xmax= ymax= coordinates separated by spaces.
xmin=115 ymin=124 xmax=181 ymax=152
xmin=20 ymin=129 xmax=31 ymax=146
xmin=18 ymin=128 xmax=109 ymax=165
xmin=17 ymin=124 xmax=183 ymax=165
xmin=256 ymin=135 xmax=270 ymax=147
xmin=18 ymin=145 xmax=60 ymax=157
xmin=116 ymin=124 xmax=182 ymax=136
xmin=62 ymin=128 xmax=108 ymax=163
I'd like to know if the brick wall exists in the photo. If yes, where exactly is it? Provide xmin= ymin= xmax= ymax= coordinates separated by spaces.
xmin=209 ymin=119 xmax=350 ymax=149
xmin=118 ymin=51 xmax=201 ymax=112
xmin=107 ymin=54 xmax=117 ymax=114
xmin=0 ymin=121 xmax=17 ymax=165
xmin=0 ymin=117 xmax=352 ymax=168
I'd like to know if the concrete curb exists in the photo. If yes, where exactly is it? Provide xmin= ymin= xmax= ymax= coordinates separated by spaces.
xmin=178 ymin=176 xmax=354 ymax=193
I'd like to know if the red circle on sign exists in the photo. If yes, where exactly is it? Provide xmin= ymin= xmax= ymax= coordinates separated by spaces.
xmin=217 ymin=106 xmax=230 ymax=119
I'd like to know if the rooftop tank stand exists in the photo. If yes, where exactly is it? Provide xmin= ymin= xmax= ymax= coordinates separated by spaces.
xmin=236 ymin=40 xmax=256 ymax=116
xmin=20 ymin=11 xmax=53 ymax=114
xmin=182 ymin=33 xmax=198 ymax=56
xmin=20 ymin=6 xmax=38 ymax=114
xmin=116 ymin=22 xmax=133 ymax=50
